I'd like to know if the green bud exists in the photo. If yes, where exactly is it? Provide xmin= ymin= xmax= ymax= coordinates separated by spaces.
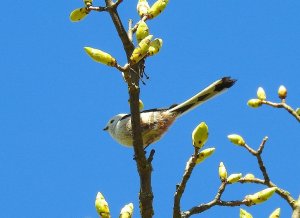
xmin=243 ymin=173 xmax=255 ymax=180
xmin=247 ymin=99 xmax=262 ymax=108
xmin=84 ymin=0 xmax=93 ymax=6
xmin=195 ymin=148 xmax=215 ymax=164
xmin=84 ymin=47 xmax=117 ymax=66
xmin=296 ymin=108 xmax=300 ymax=116
xmin=70 ymin=8 xmax=89 ymax=22
xmin=148 ymin=0 xmax=169 ymax=19
xmin=130 ymin=35 xmax=153 ymax=64
xmin=148 ymin=38 xmax=163 ymax=56
xmin=218 ymin=162 xmax=227 ymax=181
xmin=227 ymin=134 xmax=246 ymax=146
xmin=192 ymin=122 xmax=209 ymax=149
xmin=95 ymin=192 xmax=111 ymax=218
xmin=137 ymin=0 xmax=150 ymax=17
xmin=240 ymin=208 xmax=253 ymax=218
xmin=269 ymin=208 xmax=280 ymax=218
xmin=257 ymin=87 xmax=267 ymax=100
xmin=227 ymin=173 xmax=242 ymax=184
xmin=278 ymin=85 xmax=287 ymax=99
xmin=119 ymin=203 xmax=134 ymax=218
xmin=245 ymin=187 xmax=277 ymax=205
xmin=136 ymin=21 xmax=149 ymax=43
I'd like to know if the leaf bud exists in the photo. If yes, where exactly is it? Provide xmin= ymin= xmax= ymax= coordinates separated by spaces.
xmin=148 ymin=0 xmax=169 ymax=19
xmin=192 ymin=122 xmax=209 ymax=149
xmin=136 ymin=21 xmax=149 ymax=43
xmin=119 ymin=203 xmax=134 ymax=218
xmin=278 ymin=85 xmax=287 ymax=99
xmin=70 ymin=8 xmax=89 ymax=22
xmin=148 ymin=38 xmax=163 ymax=56
xmin=227 ymin=134 xmax=246 ymax=146
xmin=240 ymin=208 xmax=253 ymax=218
xmin=247 ymin=99 xmax=262 ymax=108
xmin=227 ymin=173 xmax=242 ymax=184
xmin=195 ymin=148 xmax=215 ymax=164
xmin=257 ymin=87 xmax=267 ymax=100
xmin=130 ymin=35 xmax=153 ymax=64
xmin=244 ymin=187 xmax=277 ymax=205
xmin=137 ymin=0 xmax=150 ymax=17
xmin=84 ymin=0 xmax=93 ymax=6
xmin=218 ymin=162 xmax=227 ymax=181
xmin=84 ymin=47 xmax=117 ymax=66
xmin=95 ymin=192 xmax=111 ymax=218
xmin=269 ymin=208 xmax=280 ymax=218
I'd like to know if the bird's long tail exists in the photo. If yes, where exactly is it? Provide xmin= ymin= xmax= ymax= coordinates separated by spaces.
xmin=168 ymin=77 xmax=236 ymax=116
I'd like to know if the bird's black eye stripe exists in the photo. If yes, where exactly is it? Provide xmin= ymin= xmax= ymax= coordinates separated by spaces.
xmin=110 ymin=119 xmax=114 ymax=124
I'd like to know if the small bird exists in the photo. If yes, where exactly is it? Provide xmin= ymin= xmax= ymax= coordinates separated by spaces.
xmin=103 ymin=77 xmax=236 ymax=147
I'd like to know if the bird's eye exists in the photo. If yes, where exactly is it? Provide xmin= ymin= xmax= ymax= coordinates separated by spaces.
xmin=110 ymin=119 xmax=114 ymax=124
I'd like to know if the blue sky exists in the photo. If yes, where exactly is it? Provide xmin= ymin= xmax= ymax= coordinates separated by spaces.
xmin=0 ymin=0 xmax=299 ymax=217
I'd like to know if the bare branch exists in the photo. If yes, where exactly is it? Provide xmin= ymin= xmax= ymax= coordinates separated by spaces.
xmin=182 ymin=182 xmax=248 ymax=217
xmin=262 ymin=100 xmax=300 ymax=122
xmin=105 ymin=0 xmax=154 ymax=217
xmin=173 ymin=147 xmax=199 ymax=218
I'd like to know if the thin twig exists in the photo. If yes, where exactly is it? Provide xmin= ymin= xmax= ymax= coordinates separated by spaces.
xmin=182 ymin=182 xmax=247 ymax=217
xmin=239 ymin=178 xmax=296 ymax=208
xmin=87 ymin=6 xmax=108 ymax=12
xmin=262 ymin=100 xmax=300 ymax=122
xmin=173 ymin=147 xmax=199 ymax=218
xmin=112 ymin=0 xmax=123 ymax=8
xmin=128 ymin=19 xmax=133 ymax=42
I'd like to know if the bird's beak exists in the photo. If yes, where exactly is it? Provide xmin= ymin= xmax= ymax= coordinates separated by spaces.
xmin=103 ymin=126 xmax=109 ymax=131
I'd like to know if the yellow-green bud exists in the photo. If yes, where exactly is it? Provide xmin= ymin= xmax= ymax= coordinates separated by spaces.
xmin=139 ymin=99 xmax=144 ymax=111
xmin=130 ymin=35 xmax=153 ymax=64
xmin=192 ymin=122 xmax=209 ymax=149
xmin=227 ymin=134 xmax=246 ymax=146
xmin=95 ymin=192 xmax=111 ymax=218
xmin=84 ymin=47 xmax=117 ymax=66
xmin=257 ymin=87 xmax=267 ymax=100
xmin=243 ymin=173 xmax=255 ymax=180
xmin=129 ymin=99 xmax=144 ymax=111
xmin=148 ymin=0 xmax=169 ymax=19
xmin=278 ymin=85 xmax=287 ymax=99
xmin=269 ymin=208 xmax=280 ymax=218
xmin=119 ymin=203 xmax=134 ymax=218
xmin=84 ymin=0 xmax=93 ymax=6
xmin=136 ymin=21 xmax=149 ymax=43
xmin=247 ymin=99 xmax=262 ymax=108
xmin=296 ymin=108 xmax=300 ymax=116
xmin=227 ymin=173 xmax=242 ymax=184
xmin=218 ymin=162 xmax=227 ymax=181
xmin=148 ymin=38 xmax=163 ymax=56
xmin=137 ymin=0 xmax=150 ymax=17
xmin=195 ymin=148 xmax=215 ymax=164
xmin=244 ymin=187 xmax=277 ymax=205
xmin=240 ymin=208 xmax=253 ymax=218
xmin=70 ymin=8 xmax=89 ymax=22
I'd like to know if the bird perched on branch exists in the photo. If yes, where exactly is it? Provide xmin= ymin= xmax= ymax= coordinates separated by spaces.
xmin=103 ymin=77 xmax=236 ymax=147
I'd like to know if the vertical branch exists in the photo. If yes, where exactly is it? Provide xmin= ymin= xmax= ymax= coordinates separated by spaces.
xmin=174 ymin=147 xmax=199 ymax=218
xmin=105 ymin=1 xmax=154 ymax=217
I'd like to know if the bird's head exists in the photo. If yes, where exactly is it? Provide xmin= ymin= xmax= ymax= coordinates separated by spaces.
xmin=103 ymin=114 xmax=127 ymax=133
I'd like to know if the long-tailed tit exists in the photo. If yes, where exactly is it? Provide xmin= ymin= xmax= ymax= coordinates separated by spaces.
xmin=103 ymin=77 xmax=236 ymax=147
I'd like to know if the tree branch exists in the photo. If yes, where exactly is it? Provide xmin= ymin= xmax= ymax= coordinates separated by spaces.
xmin=173 ymin=147 xmax=199 ymax=218
xmin=104 ymin=1 xmax=154 ymax=217
xmin=262 ymin=100 xmax=300 ymax=122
